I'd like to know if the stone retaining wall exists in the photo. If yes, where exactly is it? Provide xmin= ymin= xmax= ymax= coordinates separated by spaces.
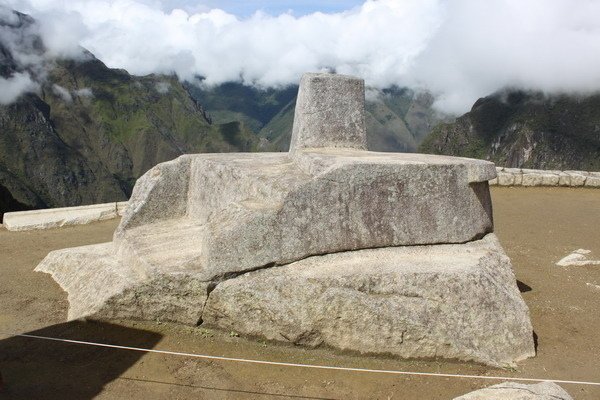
xmin=490 ymin=167 xmax=600 ymax=187
xmin=3 ymin=201 xmax=128 ymax=231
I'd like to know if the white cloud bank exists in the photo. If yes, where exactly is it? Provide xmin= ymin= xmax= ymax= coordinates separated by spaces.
xmin=0 ymin=72 xmax=39 ymax=104
xmin=4 ymin=0 xmax=600 ymax=113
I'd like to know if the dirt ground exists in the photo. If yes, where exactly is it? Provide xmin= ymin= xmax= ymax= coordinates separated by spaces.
xmin=1 ymin=186 xmax=599 ymax=400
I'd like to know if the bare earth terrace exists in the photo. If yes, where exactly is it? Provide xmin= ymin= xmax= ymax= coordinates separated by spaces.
xmin=1 ymin=186 xmax=599 ymax=400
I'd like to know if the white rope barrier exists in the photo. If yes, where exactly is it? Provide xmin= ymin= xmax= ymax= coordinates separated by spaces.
xmin=2 ymin=331 xmax=599 ymax=387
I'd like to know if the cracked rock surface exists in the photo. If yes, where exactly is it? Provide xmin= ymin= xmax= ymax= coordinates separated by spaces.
xmin=203 ymin=234 xmax=534 ymax=367
xmin=35 ymin=72 xmax=534 ymax=367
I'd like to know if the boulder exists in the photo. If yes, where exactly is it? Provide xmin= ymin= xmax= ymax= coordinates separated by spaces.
xmin=36 ymin=242 xmax=209 ymax=324
xmin=35 ymin=72 xmax=534 ymax=367
xmin=453 ymin=381 xmax=573 ymax=400
xmin=111 ymin=150 xmax=495 ymax=282
xmin=203 ymin=234 xmax=534 ymax=367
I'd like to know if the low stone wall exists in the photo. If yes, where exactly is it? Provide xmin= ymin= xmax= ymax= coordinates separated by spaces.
xmin=490 ymin=167 xmax=600 ymax=187
xmin=3 ymin=201 xmax=128 ymax=231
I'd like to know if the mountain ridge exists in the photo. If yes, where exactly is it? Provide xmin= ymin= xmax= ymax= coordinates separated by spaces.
xmin=187 ymin=81 xmax=446 ymax=152
xmin=420 ymin=90 xmax=600 ymax=170
xmin=0 ymin=8 xmax=258 ymax=220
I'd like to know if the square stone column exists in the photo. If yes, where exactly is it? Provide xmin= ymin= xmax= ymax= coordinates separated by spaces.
xmin=290 ymin=73 xmax=367 ymax=152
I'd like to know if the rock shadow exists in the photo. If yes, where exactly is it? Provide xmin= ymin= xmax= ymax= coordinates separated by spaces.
xmin=471 ymin=181 xmax=494 ymax=231
xmin=516 ymin=280 xmax=532 ymax=293
xmin=0 ymin=321 xmax=162 ymax=399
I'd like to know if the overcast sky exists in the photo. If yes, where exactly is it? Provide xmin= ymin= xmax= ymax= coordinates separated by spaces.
xmin=3 ymin=0 xmax=600 ymax=113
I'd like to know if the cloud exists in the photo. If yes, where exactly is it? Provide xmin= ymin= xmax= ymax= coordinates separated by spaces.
xmin=74 ymin=87 xmax=93 ymax=97
xmin=0 ymin=72 xmax=39 ymax=104
xmin=52 ymin=83 xmax=73 ymax=102
xmin=408 ymin=0 xmax=600 ymax=113
xmin=155 ymin=81 xmax=171 ymax=93
xmin=4 ymin=0 xmax=600 ymax=113
xmin=0 ymin=5 xmax=88 ymax=103
xmin=5 ymin=0 xmax=440 ymax=87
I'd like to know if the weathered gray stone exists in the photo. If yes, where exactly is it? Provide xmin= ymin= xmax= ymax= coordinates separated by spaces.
xmin=558 ymin=172 xmax=571 ymax=186
xmin=290 ymin=73 xmax=366 ymax=152
xmin=513 ymin=172 xmax=523 ymax=185
xmin=3 ymin=202 xmax=122 ymax=231
xmin=36 ymin=243 xmax=209 ymax=324
xmin=565 ymin=170 xmax=589 ymax=176
xmin=118 ymin=155 xmax=193 ymax=230
xmin=116 ymin=201 xmax=128 ymax=216
xmin=35 ymin=72 xmax=532 ymax=366
xmin=111 ymin=150 xmax=496 ymax=282
xmin=540 ymin=173 xmax=559 ymax=186
xmin=521 ymin=173 xmax=543 ymax=187
xmin=565 ymin=172 xmax=586 ymax=186
xmin=203 ymin=234 xmax=534 ymax=367
xmin=585 ymin=175 xmax=600 ymax=187
xmin=453 ymin=381 xmax=573 ymax=400
xmin=556 ymin=249 xmax=600 ymax=267
xmin=486 ymin=167 xmax=600 ymax=187
xmin=497 ymin=172 xmax=515 ymax=186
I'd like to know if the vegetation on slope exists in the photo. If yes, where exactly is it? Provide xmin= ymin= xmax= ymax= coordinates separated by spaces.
xmin=0 ymin=9 xmax=258 ymax=219
xmin=420 ymin=90 xmax=600 ymax=170
xmin=188 ymin=82 xmax=445 ymax=152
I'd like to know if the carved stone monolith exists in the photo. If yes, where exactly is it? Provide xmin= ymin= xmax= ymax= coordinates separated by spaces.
xmin=36 ymin=72 xmax=535 ymax=367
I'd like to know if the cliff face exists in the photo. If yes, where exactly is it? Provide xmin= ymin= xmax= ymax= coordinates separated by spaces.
xmin=0 ymin=10 xmax=257 ymax=219
xmin=420 ymin=91 xmax=600 ymax=170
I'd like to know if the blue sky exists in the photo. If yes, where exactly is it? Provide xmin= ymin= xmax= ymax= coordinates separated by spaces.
xmin=161 ymin=0 xmax=365 ymax=17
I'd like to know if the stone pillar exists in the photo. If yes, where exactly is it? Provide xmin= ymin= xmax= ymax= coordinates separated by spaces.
xmin=290 ymin=73 xmax=367 ymax=152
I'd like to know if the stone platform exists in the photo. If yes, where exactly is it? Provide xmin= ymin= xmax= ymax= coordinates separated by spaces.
xmin=36 ymin=72 xmax=535 ymax=367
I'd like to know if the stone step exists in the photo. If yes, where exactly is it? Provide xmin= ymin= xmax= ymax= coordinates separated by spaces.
xmin=116 ymin=218 xmax=207 ymax=275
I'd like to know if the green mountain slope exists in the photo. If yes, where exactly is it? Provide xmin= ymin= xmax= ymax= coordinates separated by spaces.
xmin=0 ymin=9 xmax=257 ymax=219
xmin=185 ymin=82 xmax=298 ymax=132
xmin=187 ymin=82 xmax=445 ymax=152
xmin=420 ymin=90 xmax=600 ymax=170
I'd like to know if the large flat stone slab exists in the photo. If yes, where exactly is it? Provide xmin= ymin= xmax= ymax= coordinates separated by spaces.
xmin=36 ymin=233 xmax=534 ymax=366
xmin=203 ymin=234 xmax=534 ymax=367
xmin=114 ymin=150 xmax=495 ymax=281
xmin=3 ymin=202 xmax=127 ymax=231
